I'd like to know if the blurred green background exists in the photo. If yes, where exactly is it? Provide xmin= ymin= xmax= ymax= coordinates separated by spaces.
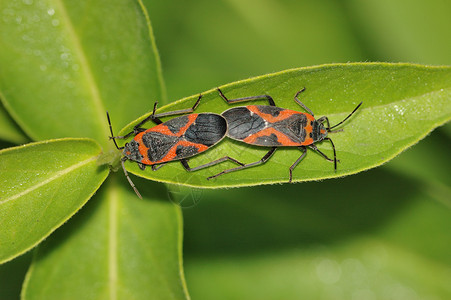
xmin=1 ymin=0 xmax=450 ymax=299
xmin=147 ymin=0 xmax=451 ymax=299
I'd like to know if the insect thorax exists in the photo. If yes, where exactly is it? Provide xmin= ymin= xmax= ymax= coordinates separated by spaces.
xmin=311 ymin=120 xmax=328 ymax=142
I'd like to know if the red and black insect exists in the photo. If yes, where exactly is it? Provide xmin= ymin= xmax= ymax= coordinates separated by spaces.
xmin=208 ymin=88 xmax=362 ymax=182
xmin=107 ymin=92 xmax=275 ymax=198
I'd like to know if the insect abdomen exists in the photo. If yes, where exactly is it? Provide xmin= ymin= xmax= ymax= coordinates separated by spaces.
xmin=223 ymin=105 xmax=314 ymax=146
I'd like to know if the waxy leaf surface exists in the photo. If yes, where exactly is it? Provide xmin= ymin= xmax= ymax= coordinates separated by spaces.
xmin=119 ymin=63 xmax=451 ymax=187
xmin=22 ymin=175 xmax=189 ymax=300
xmin=0 ymin=138 xmax=108 ymax=263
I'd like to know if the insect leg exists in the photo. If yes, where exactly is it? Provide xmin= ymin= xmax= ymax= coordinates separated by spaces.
xmin=293 ymin=87 xmax=314 ymax=115
xmin=207 ymin=147 xmax=277 ymax=180
xmin=151 ymin=162 xmax=168 ymax=171
xmin=288 ymin=146 xmax=307 ymax=183
xmin=316 ymin=116 xmax=334 ymax=132
xmin=130 ymin=94 xmax=203 ymax=134
xmin=121 ymin=158 xmax=142 ymax=199
xmin=217 ymin=88 xmax=275 ymax=106
xmin=106 ymin=110 xmax=149 ymax=146
xmin=180 ymin=156 xmax=245 ymax=172
xmin=308 ymin=139 xmax=338 ymax=170
xmin=152 ymin=94 xmax=203 ymax=119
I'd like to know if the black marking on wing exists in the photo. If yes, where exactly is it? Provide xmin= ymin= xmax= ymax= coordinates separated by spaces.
xmin=256 ymin=105 xmax=284 ymax=117
xmin=142 ymin=131 xmax=178 ymax=162
xmin=255 ymin=133 xmax=282 ymax=146
xmin=184 ymin=114 xmax=227 ymax=146
xmin=164 ymin=115 xmax=189 ymax=134
xmin=223 ymin=107 xmax=266 ymax=140
xmin=286 ymin=114 xmax=308 ymax=142
xmin=175 ymin=145 xmax=199 ymax=159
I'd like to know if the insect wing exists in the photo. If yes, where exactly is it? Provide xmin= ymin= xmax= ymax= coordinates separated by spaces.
xmin=223 ymin=105 xmax=314 ymax=147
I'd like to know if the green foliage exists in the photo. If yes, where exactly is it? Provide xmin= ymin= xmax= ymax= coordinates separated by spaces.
xmin=22 ymin=176 xmax=188 ymax=300
xmin=0 ymin=0 xmax=164 ymax=145
xmin=0 ymin=0 xmax=450 ymax=299
xmin=122 ymin=63 xmax=451 ymax=187
xmin=0 ymin=0 xmax=185 ymax=299
xmin=182 ymin=131 xmax=451 ymax=299
xmin=0 ymin=103 xmax=28 ymax=144
xmin=0 ymin=139 xmax=108 ymax=264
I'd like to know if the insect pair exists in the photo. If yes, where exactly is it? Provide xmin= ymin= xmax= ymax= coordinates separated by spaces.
xmin=107 ymin=88 xmax=362 ymax=198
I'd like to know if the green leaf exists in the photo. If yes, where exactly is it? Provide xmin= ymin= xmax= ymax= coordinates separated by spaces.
xmin=0 ymin=102 xmax=28 ymax=144
xmin=387 ymin=129 xmax=451 ymax=208
xmin=0 ymin=0 xmax=164 ymax=147
xmin=22 ymin=175 xmax=189 ymax=300
xmin=117 ymin=63 xmax=451 ymax=187
xmin=0 ymin=253 xmax=31 ymax=300
xmin=0 ymin=138 xmax=108 ymax=263
xmin=346 ymin=0 xmax=451 ymax=64
xmin=145 ymin=0 xmax=367 ymax=100
xmin=441 ymin=122 xmax=451 ymax=139
xmin=182 ymin=166 xmax=451 ymax=299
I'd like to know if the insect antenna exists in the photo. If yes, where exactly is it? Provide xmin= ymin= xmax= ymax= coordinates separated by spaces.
xmin=106 ymin=111 xmax=143 ymax=199
xmin=328 ymin=102 xmax=362 ymax=132
xmin=106 ymin=111 xmax=124 ymax=150
xmin=121 ymin=159 xmax=142 ymax=199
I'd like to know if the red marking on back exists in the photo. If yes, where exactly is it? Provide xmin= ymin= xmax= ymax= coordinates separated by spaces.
xmin=302 ymin=137 xmax=314 ymax=145
xmin=243 ymin=127 xmax=298 ymax=146
xmin=147 ymin=114 xmax=198 ymax=137
xmin=243 ymin=127 xmax=315 ymax=146
xmin=243 ymin=106 xmax=316 ymax=146
xmin=247 ymin=105 xmax=314 ymax=123
xmin=130 ymin=114 xmax=202 ymax=165
xmin=132 ymin=132 xmax=151 ymax=161
xmin=303 ymin=120 xmax=313 ymax=145
xmin=153 ymin=140 xmax=209 ymax=164
xmin=141 ymin=156 xmax=152 ymax=165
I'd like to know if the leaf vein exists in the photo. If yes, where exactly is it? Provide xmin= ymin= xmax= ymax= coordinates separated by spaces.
xmin=0 ymin=156 xmax=97 ymax=205
xmin=55 ymin=0 xmax=108 ymax=138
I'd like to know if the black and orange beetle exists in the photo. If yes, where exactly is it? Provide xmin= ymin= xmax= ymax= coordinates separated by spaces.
xmin=208 ymin=88 xmax=362 ymax=182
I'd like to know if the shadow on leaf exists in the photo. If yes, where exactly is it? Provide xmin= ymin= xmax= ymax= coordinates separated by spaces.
xmin=183 ymin=168 xmax=418 ymax=257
